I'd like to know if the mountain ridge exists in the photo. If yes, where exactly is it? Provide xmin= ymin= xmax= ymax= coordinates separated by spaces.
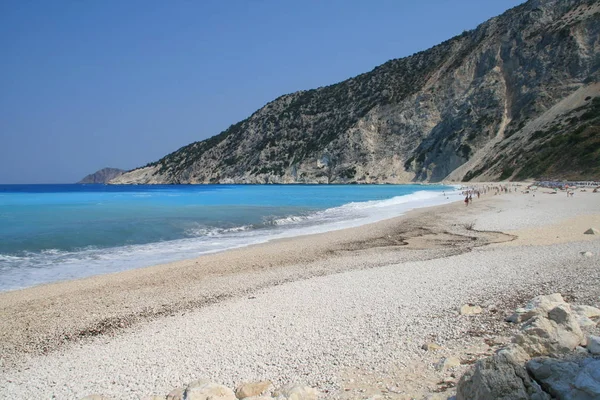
xmin=112 ymin=0 xmax=600 ymax=185
xmin=79 ymin=168 xmax=125 ymax=184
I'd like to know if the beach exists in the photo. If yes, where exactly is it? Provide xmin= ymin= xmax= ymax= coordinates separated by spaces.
xmin=1 ymin=186 xmax=599 ymax=399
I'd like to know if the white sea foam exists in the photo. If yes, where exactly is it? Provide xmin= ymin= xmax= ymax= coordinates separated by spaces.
xmin=0 ymin=188 xmax=460 ymax=292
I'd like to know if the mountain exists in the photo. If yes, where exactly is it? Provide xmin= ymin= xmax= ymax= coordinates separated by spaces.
xmin=112 ymin=0 xmax=600 ymax=185
xmin=79 ymin=168 xmax=125 ymax=184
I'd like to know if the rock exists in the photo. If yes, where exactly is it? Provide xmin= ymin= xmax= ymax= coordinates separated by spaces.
xmin=184 ymin=382 xmax=236 ymax=400
xmin=572 ymin=305 xmax=600 ymax=319
xmin=166 ymin=388 xmax=184 ymax=400
xmin=527 ymin=357 xmax=600 ymax=400
xmin=584 ymin=228 xmax=599 ymax=235
xmin=547 ymin=304 xmax=571 ymax=324
xmin=506 ymin=308 xmax=542 ymax=324
xmin=498 ymin=344 xmax=531 ymax=364
xmin=235 ymin=381 xmax=272 ymax=399
xmin=528 ymin=294 xmax=566 ymax=313
xmin=421 ymin=342 xmax=442 ymax=351
xmin=580 ymin=251 xmax=594 ymax=257
xmin=506 ymin=294 xmax=566 ymax=324
xmin=575 ymin=346 xmax=589 ymax=354
xmin=272 ymin=384 xmax=319 ymax=400
xmin=436 ymin=356 xmax=461 ymax=371
xmin=460 ymin=305 xmax=482 ymax=316
xmin=513 ymin=307 xmax=584 ymax=357
xmin=587 ymin=335 xmax=600 ymax=355
xmin=456 ymin=352 xmax=550 ymax=400
xmin=574 ymin=359 xmax=600 ymax=399
xmin=577 ymin=315 xmax=598 ymax=329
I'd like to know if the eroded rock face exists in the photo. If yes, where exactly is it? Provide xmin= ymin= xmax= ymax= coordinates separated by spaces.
xmin=456 ymin=352 xmax=550 ymax=400
xmin=111 ymin=1 xmax=600 ymax=185
xmin=527 ymin=357 xmax=600 ymax=400
xmin=506 ymin=294 xmax=566 ymax=323
xmin=513 ymin=315 xmax=583 ymax=357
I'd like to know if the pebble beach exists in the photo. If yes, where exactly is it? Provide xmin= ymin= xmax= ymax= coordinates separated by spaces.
xmin=1 ymin=186 xmax=599 ymax=399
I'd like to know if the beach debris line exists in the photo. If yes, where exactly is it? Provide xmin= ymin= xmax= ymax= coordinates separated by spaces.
xmin=80 ymin=381 xmax=318 ymax=400
xmin=457 ymin=293 xmax=600 ymax=400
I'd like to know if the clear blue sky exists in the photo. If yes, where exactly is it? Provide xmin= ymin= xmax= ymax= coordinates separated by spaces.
xmin=0 ymin=0 xmax=523 ymax=183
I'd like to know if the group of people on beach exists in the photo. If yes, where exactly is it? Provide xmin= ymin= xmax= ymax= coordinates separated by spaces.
xmin=459 ymin=184 xmax=520 ymax=206
xmin=462 ymin=189 xmax=480 ymax=206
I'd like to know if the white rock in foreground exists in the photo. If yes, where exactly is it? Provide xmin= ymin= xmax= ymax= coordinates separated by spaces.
xmin=272 ymin=384 xmax=319 ymax=400
xmin=184 ymin=382 xmax=236 ymax=400
xmin=587 ymin=335 xmax=600 ymax=355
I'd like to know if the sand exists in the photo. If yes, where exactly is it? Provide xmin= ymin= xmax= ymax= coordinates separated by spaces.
xmin=1 ymin=187 xmax=599 ymax=399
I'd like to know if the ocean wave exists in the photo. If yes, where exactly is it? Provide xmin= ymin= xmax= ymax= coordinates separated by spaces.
xmin=184 ymin=224 xmax=252 ymax=237
xmin=0 ymin=188 xmax=459 ymax=291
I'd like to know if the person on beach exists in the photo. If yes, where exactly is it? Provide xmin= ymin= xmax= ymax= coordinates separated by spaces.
xmin=465 ymin=195 xmax=469 ymax=206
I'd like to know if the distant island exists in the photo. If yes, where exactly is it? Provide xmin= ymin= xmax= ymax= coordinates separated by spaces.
xmin=79 ymin=168 xmax=125 ymax=184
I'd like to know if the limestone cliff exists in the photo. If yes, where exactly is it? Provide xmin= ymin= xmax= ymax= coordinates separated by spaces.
xmin=112 ymin=0 xmax=600 ymax=185
xmin=79 ymin=168 xmax=125 ymax=184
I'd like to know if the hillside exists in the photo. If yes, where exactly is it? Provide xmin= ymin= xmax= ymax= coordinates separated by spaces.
xmin=112 ymin=0 xmax=600 ymax=185
xmin=79 ymin=168 xmax=125 ymax=184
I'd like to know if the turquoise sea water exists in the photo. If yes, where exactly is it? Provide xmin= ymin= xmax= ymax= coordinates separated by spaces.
xmin=0 ymin=184 xmax=458 ymax=291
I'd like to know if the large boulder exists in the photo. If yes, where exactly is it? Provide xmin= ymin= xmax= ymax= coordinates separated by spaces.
xmin=527 ymin=357 xmax=600 ymax=400
xmin=513 ymin=305 xmax=584 ymax=357
xmin=456 ymin=352 xmax=550 ymax=400
xmin=184 ymin=382 xmax=236 ymax=400
xmin=506 ymin=294 xmax=566 ymax=324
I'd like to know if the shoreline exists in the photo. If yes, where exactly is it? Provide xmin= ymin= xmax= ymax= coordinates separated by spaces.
xmin=0 ymin=189 xmax=496 ymax=366
xmin=1 ymin=186 xmax=599 ymax=399
xmin=0 ymin=183 xmax=459 ymax=293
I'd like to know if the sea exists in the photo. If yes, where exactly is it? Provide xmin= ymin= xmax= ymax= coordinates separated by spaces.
xmin=0 ymin=184 xmax=460 ymax=291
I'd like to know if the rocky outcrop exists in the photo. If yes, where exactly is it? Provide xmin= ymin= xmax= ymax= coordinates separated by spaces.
xmin=79 ymin=168 xmax=125 ymax=184
xmin=457 ymin=294 xmax=600 ymax=400
xmin=112 ymin=0 xmax=600 ymax=185
xmin=527 ymin=356 xmax=600 ymax=399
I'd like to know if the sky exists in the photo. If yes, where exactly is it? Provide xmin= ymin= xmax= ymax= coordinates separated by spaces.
xmin=0 ymin=0 xmax=524 ymax=184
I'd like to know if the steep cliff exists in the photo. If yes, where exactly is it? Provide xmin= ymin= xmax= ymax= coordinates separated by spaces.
xmin=79 ymin=168 xmax=125 ymax=184
xmin=112 ymin=0 xmax=600 ymax=184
